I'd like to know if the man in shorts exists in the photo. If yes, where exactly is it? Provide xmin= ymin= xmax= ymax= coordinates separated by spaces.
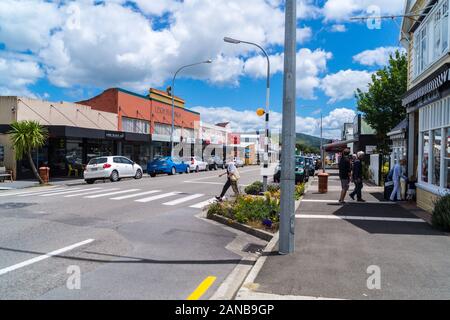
xmin=338 ymin=148 xmax=352 ymax=204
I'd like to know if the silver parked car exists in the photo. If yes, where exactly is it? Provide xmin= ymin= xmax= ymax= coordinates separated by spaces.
xmin=83 ymin=156 xmax=143 ymax=184
xmin=183 ymin=156 xmax=208 ymax=172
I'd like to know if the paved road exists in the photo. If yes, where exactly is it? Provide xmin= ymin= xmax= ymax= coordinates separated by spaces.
xmin=0 ymin=166 xmax=266 ymax=300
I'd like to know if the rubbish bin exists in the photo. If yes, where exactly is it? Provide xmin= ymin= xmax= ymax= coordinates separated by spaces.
xmin=39 ymin=167 xmax=50 ymax=184
xmin=318 ymin=172 xmax=329 ymax=194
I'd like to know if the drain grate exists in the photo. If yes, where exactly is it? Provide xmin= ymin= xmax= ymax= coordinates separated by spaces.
xmin=242 ymin=243 xmax=265 ymax=253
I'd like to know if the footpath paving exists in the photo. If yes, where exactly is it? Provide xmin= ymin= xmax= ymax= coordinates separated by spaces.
xmin=237 ymin=170 xmax=450 ymax=300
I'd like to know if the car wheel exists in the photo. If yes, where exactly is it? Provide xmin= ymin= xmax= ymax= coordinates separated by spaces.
xmin=85 ymin=179 xmax=95 ymax=185
xmin=186 ymin=166 xmax=190 ymax=174
xmin=110 ymin=170 xmax=119 ymax=182
xmin=134 ymin=169 xmax=143 ymax=180
xmin=170 ymin=167 xmax=176 ymax=176
xmin=196 ymin=166 xmax=199 ymax=173
xmin=150 ymin=173 xmax=156 ymax=178
xmin=214 ymin=164 xmax=218 ymax=170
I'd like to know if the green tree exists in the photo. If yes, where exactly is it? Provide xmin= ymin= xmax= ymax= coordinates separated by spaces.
xmin=8 ymin=121 xmax=48 ymax=184
xmin=356 ymin=50 xmax=408 ymax=153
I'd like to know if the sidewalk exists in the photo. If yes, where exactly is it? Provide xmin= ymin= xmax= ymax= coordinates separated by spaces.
xmin=237 ymin=170 xmax=450 ymax=300
xmin=0 ymin=177 xmax=86 ymax=190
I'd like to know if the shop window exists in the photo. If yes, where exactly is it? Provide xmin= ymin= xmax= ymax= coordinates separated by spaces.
xmin=432 ymin=129 xmax=441 ymax=186
xmin=122 ymin=117 xmax=149 ymax=134
xmin=154 ymin=123 xmax=172 ymax=136
xmin=422 ymin=131 xmax=430 ymax=183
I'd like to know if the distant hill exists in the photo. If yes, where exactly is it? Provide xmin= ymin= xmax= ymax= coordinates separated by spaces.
xmin=296 ymin=133 xmax=332 ymax=149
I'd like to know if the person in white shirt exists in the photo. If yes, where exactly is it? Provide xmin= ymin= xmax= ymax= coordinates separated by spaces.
xmin=216 ymin=161 xmax=240 ymax=201
xmin=390 ymin=159 xmax=407 ymax=202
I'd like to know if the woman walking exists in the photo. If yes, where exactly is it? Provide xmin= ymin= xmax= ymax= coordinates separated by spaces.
xmin=215 ymin=160 xmax=240 ymax=202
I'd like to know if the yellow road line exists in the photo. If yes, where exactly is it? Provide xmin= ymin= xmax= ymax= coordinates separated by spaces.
xmin=187 ymin=276 xmax=217 ymax=300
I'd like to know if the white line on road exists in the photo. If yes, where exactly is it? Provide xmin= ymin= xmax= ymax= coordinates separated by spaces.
xmin=184 ymin=181 xmax=224 ymax=185
xmin=301 ymin=199 xmax=396 ymax=205
xmin=3 ymin=188 xmax=67 ymax=197
xmin=296 ymin=214 xmax=426 ymax=223
xmin=111 ymin=190 xmax=161 ymax=200
xmin=64 ymin=188 xmax=119 ymax=198
xmin=163 ymin=194 xmax=204 ymax=206
xmin=135 ymin=192 xmax=181 ymax=203
xmin=39 ymin=188 xmax=91 ymax=197
xmin=85 ymin=189 xmax=141 ymax=199
xmin=190 ymin=198 xmax=216 ymax=209
xmin=0 ymin=239 xmax=95 ymax=276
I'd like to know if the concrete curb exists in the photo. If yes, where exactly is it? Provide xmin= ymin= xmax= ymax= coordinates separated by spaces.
xmin=208 ymin=214 xmax=274 ymax=242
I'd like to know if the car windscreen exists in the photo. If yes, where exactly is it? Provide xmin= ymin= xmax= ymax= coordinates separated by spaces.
xmin=88 ymin=158 xmax=108 ymax=165
xmin=295 ymin=157 xmax=305 ymax=165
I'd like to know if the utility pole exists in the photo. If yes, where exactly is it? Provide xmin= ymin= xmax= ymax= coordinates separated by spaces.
xmin=279 ymin=0 xmax=296 ymax=255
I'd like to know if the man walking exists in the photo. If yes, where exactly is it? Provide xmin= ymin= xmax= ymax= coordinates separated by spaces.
xmin=350 ymin=151 xmax=365 ymax=202
xmin=216 ymin=160 xmax=240 ymax=202
xmin=390 ymin=159 xmax=407 ymax=202
xmin=338 ymin=148 xmax=352 ymax=204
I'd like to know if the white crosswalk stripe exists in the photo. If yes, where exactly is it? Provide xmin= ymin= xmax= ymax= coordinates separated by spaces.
xmin=189 ymin=198 xmax=216 ymax=209
xmin=135 ymin=192 xmax=181 ymax=203
xmin=0 ymin=188 xmax=66 ymax=197
xmin=39 ymin=188 xmax=93 ymax=197
xmin=85 ymin=189 xmax=141 ymax=199
xmin=111 ymin=190 xmax=161 ymax=200
xmin=64 ymin=188 xmax=120 ymax=198
xmin=163 ymin=194 xmax=204 ymax=206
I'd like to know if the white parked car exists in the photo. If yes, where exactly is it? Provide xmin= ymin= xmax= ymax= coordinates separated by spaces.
xmin=183 ymin=156 xmax=208 ymax=172
xmin=233 ymin=157 xmax=245 ymax=167
xmin=84 ymin=156 xmax=143 ymax=184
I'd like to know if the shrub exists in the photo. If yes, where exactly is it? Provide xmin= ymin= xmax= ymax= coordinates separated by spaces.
xmin=245 ymin=181 xmax=263 ymax=195
xmin=432 ymin=195 xmax=450 ymax=231
xmin=295 ymin=183 xmax=305 ymax=200
xmin=267 ymin=184 xmax=280 ymax=193
xmin=233 ymin=195 xmax=280 ymax=224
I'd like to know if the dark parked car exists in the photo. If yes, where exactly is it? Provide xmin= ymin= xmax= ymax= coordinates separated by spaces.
xmin=273 ymin=157 xmax=308 ymax=184
xmin=147 ymin=156 xmax=190 ymax=177
xmin=305 ymin=157 xmax=315 ymax=176
xmin=206 ymin=156 xmax=225 ymax=170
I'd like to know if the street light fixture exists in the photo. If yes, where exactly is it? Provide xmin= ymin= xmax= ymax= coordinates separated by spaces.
xmin=224 ymin=36 xmax=271 ymax=192
xmin=170 ymin=60 xmax=212 ymax=157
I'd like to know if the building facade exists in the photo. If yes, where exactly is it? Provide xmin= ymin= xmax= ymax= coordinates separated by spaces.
xmin=402 ymin=0 xmax=450 ymax=212
xmin=0 ymin=96 xmax=121 ymax=179
xmin=78 ymin=88 xmax=200 ymax=160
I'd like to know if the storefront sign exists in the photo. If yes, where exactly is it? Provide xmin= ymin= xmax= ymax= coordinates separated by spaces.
xmin=403 ymin=65 xmax=450 ymax=106
xmin=154 ymin=106 xmax=181 ymax=119
xmin=105 ymin=131 xmax=125 ymax=140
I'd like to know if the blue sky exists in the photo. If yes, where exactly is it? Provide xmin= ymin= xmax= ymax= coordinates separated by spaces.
xmin=0 ymin=0 xmax=405 ymax=138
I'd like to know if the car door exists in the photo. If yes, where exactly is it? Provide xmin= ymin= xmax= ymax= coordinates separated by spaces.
xmin=121 ymin=157 xmax=135 ymax=177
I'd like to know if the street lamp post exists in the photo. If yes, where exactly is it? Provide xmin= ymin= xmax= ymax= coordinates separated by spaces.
xmin=171 ymin=60 xmax=212 ymax=157
xmin=224 ymin=37 xmax=271 ymax=192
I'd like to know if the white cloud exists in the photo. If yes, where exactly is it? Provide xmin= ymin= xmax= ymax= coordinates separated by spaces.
xmin=0 ymin=54 xmax=42 ymax=98
xmin=330 ymin=24 xmax=347 ymax=32
xmin=192 ymin=106 xmax=356 ymax=139
xmin=296 ymin=49 xmax=333 ymax=99
xmin=323 ymin=0 xmax=404 ymax=21
xmin=320 ymin=69 xmax=372 ymax=103
xmin=0 ymin=0 xmax=61 ymax=52
xmin=353 ymin=46 xmax=405 ymax=66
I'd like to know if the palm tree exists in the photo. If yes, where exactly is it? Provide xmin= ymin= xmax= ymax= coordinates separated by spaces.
xmin=8 ymin=121 xmax=48 ymax=184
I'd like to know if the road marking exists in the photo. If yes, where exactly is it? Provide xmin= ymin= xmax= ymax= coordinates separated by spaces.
xmin=187 ymin=276 xmax=217 ymax=300
xmin=163 ymin=194 xmax=204 ymax=206
xmin=0 ymin=239 xmax=95 ymax=276
xmin=64 ymin=188 xmax=119 ymax=198
xmin=39 ymin=188 xmax=90 ymax=197
xmin=85 ymin=189 xmax=141 ymax=199
xmin=111 ymin=190 xmax=161 ymax=200
xmin=301 ymin=199 xmax=396 ymax=205
xmin=4 ymin=188 xmax=67 ymax=197
xmin=296 ymin=214 xmax=426 ymax=223
xmin=184 ymin=181 xmax=224 ymax=185
xmin=190 ymin=198 xmax=216 ymax=209
xmin=135 ymin=192 xmax=181 ymax=203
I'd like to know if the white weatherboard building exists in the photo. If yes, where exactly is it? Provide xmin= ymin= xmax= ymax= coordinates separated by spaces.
xmin=401 ymin=0 xmax=450 ymax=212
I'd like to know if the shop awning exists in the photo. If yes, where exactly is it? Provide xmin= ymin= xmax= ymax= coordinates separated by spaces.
xmin=323 ymin=139 xmax=356 ymax=153
xmin=387 ymin=119 xmax=408 ymax=138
